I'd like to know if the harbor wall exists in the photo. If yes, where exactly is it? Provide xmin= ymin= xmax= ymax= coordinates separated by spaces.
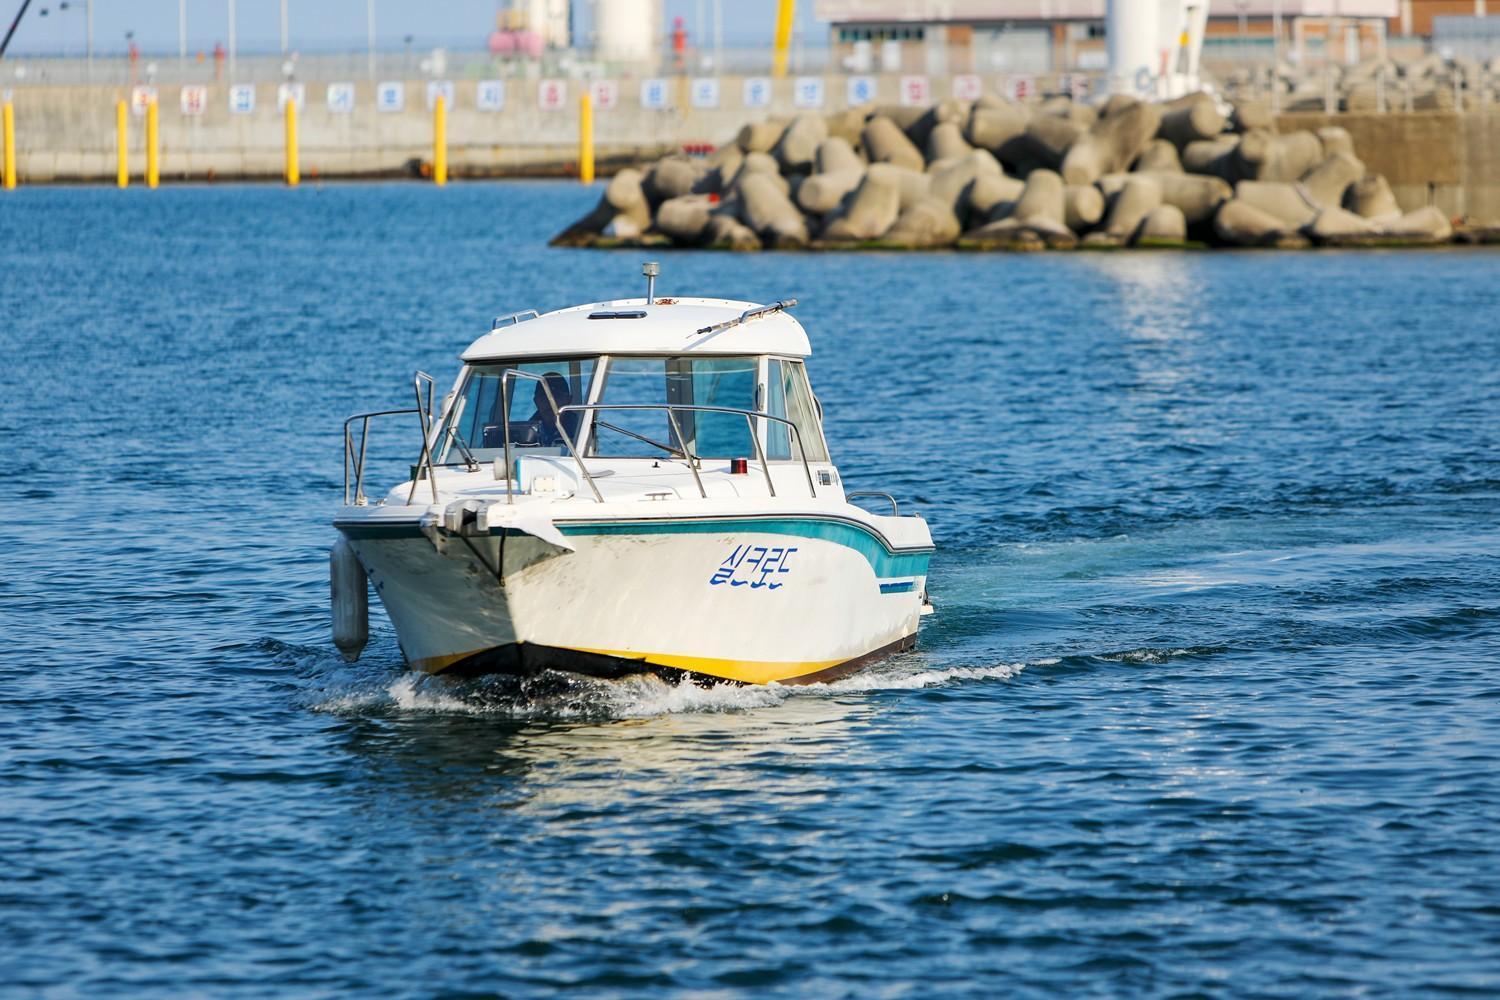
xmin=2 ymin=77 xmax=1497 ymax=220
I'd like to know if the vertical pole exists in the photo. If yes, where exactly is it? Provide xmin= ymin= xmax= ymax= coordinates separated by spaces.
xmin=146 ymin=98 xmax=159 ymax=189
xmin=2 ymin=102 xmax=15 ymax=191
xmin=116 ymin=99 xmax=128 ymax=188
xmin=285 ymin=97 xmax=299 ymax=186
xmin=578 ymin=91 xmax=594 ymax=184
xmin=433 ymin=94 xmax=447 ymax=185
xmin=713 ymin=0 xmax=723 ymax=73
xmin=772 ymin=0 xmax=795 ymax=77
xmin=366 ymin=0 xmax=376 ymax=80
xmin=178 ymin=0 xmax=186 ymax=72
xmin=227 ymin=0 xmax=237 ymax=82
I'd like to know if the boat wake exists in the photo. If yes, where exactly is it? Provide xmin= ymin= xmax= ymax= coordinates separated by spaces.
xmin=264 ymin=640 xmax=1030 ymax=720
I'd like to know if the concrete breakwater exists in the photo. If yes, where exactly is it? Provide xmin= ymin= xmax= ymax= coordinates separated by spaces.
xmin=554 ymin=96 xmax=1500 ymax=252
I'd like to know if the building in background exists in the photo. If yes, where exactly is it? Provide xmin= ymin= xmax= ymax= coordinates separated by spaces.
xmin=590 ymin=0 xmax=664 ymax=64
xmin=501 ymin=0 xmax=573 ymax=50
xmin=813 ymin=0 xmax=1402 ymax=75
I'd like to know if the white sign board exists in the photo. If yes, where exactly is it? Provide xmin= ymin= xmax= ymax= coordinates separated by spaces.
xmin=130 ymin=86 xmax=157 ymax=117
xmin=846 ymin=75 xmax=876 ymax=107
xmin=426 ymin=80 xmax=454 ymax=111
xmin=326 ymin=82 xmax=355 ymax=113
xmin=376 ymin=81 xmax=404 ymax=113
xmin=476 ymin=79 xmax=505 ymax=111
xmin=277 ymin=82 xmax=305 ymax=113
xmin=1007 ymin=75 xmax=1035 ymax=102
xmin=898 ymin=76 xmax=930 ymax=107
xmin=951 ymin=74 xmax=983 ymax=102
xmin=589 ymin=79 xmax=618 ymax=111
xmin=742 ymin=77 xmax=771 ymax=108
xmin=689 ymin=77 xmax=719 ymax=109
xmin=537 ymin=78 xmax=567 ymax=111
xmin=793 ymin=77 xmax=824 ymax=108
xmin=228 ymin=84 xmax=255 ymax=115
xmin=639 ymin=78 xmax=670 ymax=110
xmin=179 ymin=85 xmax=207 ymax=116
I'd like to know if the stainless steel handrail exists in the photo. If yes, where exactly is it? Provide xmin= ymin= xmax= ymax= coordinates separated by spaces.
xmin=846 ymin=491 xmax=900 ymax=516
xmin=560 ymin=403 xmax=818 ymax=501
xmin=342 ymin=407 xmax=421 ymax=506
xmin=343 ymin=388 xmax=820 ymax=509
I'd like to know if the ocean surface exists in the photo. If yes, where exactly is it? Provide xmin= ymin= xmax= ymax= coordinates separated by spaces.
xmin=2 ymin=182 xmax=1499 ymax=997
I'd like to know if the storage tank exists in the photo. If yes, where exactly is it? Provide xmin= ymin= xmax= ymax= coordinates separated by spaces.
xmin=594 ymin=0 xmax=662 ymax=66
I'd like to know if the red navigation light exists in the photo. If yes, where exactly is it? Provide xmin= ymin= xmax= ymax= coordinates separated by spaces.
xmin=730 ymin=458 xmax=748 ymax=474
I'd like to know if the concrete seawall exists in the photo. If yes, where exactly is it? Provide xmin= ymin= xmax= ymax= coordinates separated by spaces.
xmin=2 ymin=77 xmax=1496 ymax=221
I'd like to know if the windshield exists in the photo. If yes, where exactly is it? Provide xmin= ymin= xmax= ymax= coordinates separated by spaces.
xmin=589 ymin=356 xmax=759 ymax=459
xmin=435 ymin=358 xmax=597 ymax=464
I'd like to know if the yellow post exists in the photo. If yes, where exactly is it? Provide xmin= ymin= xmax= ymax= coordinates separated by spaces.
xmin=772 ymin=0 xmax=796 ymax=78
xmin=284 ymin=97 xmax=299 ymax=187
xmin=116 ymin=100 xmax=129 ymax=189
xmin=2 ymin=101 xmax=15 ymax=191
xmin=433 ymin=94 xmax=447 ymax=186
xmin=578 ymin=91 xmax=594 ymax=184
xmin=146 ymin=98 xmax=159 ymax=189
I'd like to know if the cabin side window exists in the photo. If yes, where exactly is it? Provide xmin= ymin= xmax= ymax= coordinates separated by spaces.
xmin=765 ymin=359 xmax=830 ymax=463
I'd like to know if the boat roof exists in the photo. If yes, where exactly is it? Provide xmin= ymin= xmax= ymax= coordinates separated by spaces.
xmin=461 ymin=297 xmax=812 ymax=362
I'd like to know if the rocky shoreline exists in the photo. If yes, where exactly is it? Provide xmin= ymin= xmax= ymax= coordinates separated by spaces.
xmin=553 ymin=89 xmax=1499 ymax=253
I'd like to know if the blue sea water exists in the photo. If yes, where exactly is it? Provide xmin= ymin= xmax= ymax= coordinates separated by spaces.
xmin=2 ymin=182 xmax=1499 ymax=997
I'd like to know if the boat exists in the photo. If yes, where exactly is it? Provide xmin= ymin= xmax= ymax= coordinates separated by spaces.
xmin=330 ymin=264 xmax=935 ymax=686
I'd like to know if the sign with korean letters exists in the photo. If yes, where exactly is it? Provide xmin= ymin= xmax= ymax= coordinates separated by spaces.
xmin=129 ymin=86 xmax=157 ymax=117
xmin=276 ymin=82 xmax=305 ymax=113
xmin=846 ymin=75 xmax=876 ymax=107
xmin=898 ymin=75 xmax=930 ymax=107
xmin=689 ymin=77 xmax=719 ymax=109
xmin=793 ymin=76 xmax=824 ymax=108
xmin=426 ymin=80 xmax=454 ymax=111
xmin=178 ymin=85 xmax=207 ymax=116
xmin=1007 ymin=74 xmax=1035 ymax=101
xmin=951 ymin=74 xmax=983 ymax=102
xmin=588 ymin=79 xmax=618 ymax=111
xmin=476 ymin=79 xmax=505 ymax=111
xmin=710 ymin=544 xmax=797 ymax=590
xmin=639 ymin=78 xmax=670 ymax=110
xmin=326 ymin=82 xmax=355 ymax=113
xmin=228 ymin=84 xmax=255 ymax=115
xmin=376 ymin=81 xmax=404 ymax=112
xmin=538 ymin=78 xmax=567 ymax=110
xmin=743 ymin=77 xmax=771 ymax=108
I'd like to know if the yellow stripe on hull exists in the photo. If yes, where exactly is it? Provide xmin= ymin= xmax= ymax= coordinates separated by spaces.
xmin=570 ymin=646 xmax=844 ymax=685
xmin=410 ymin=644 xmax=860 ymax=685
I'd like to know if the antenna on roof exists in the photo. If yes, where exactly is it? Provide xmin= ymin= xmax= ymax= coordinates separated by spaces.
xmin=642 ymin=261 xmax=660 ymax=305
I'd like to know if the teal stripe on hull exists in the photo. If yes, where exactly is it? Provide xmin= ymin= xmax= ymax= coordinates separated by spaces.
xmin=335 ymin=514 xmax=933 ymax=579
xmin=557 ymin=517 xmax=931 ymax=579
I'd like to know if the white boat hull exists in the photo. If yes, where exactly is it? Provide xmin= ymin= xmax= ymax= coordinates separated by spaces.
xmin=338 ymin=510 xmax=931 ymax=685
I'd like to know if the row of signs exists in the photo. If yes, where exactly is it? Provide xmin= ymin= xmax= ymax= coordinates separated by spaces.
xmin=131 ymin=73 xmax=1090 ymax=118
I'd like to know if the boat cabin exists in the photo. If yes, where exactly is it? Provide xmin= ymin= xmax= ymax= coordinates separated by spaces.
xmin=431 ymin=297 xmax=835 ymax=493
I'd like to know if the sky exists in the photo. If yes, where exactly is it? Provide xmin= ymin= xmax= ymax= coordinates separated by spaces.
xmin=2 ymin=1 xmax=829 ymax=57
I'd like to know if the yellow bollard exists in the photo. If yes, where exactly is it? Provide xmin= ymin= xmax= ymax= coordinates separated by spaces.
xmin=116 ymin=100 xmax=129 ymax=189
xmin=433 ymin=94 xmax=447 ymax=186
xmin=284 ymin=97 xmax=299 ymax=187
xmin=2 ymin=101 xmax=15 ymax=191
xmin=772 ymin=0 xmax=796 ymax=78
xmin=146 ymin=98 xmax=159 ymax=189
xmin=578 ymin=92 xmax=594 ymax=185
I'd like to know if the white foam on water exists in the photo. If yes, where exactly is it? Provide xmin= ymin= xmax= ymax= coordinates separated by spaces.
xmin=303 ymin=653 xmax=1034 ymax=721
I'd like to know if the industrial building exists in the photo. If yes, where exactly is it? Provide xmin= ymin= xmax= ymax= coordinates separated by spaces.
xmin=813 ymin=0 xmax=1411 ymax=75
